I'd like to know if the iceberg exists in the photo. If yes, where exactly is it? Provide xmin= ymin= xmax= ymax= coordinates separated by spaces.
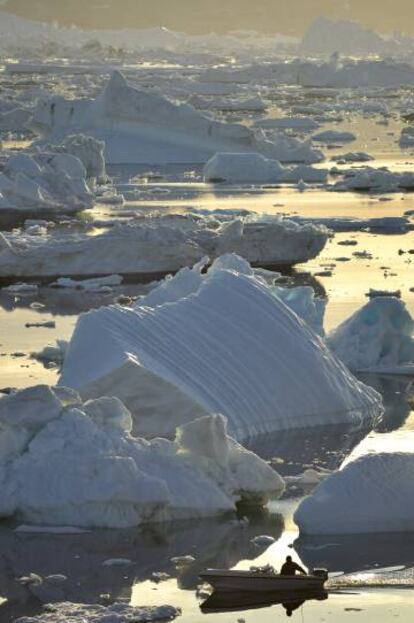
xmin=59 ymin=259 xmax=382 ymax=440
xmin=0 ymin=385 xmax=283 ymax=529
xmin=203 ymin=153 xmax=328 ymax=184
xmin=0 ymin=215 xmax=329 ymax=280
xmin=30 ymin=71 xmax=323 ymax=165
xmin=0 ymin=145 xmax=94 ymax=212
xmin=294 ymin=432 xmax=414 ymax=535
xmin=328 ymin=297 xmax=414 ymax=374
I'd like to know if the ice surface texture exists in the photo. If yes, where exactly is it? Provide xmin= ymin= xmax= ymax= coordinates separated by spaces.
xmin=60 ymin=261 xmax=382 ymax=440
xmin=0 ymin=385 xmax=283 ymax=528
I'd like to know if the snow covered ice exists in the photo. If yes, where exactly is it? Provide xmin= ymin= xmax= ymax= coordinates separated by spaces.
xmin=0 ymin=214 xmax=329 ymax=279
xmin=294 ymin=432 xmax=414 ymax=535
xmin=328 ymin=297 xmax=414 ymax=374
xmin=59 ymin=256 xmax=382 ymax=440
xmin=0 ymin=385 xmax=284 ymax=528
xmin=203 ymin=153 xmax=328 ymax=184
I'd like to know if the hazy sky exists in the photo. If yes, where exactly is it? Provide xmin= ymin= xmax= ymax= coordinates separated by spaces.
xmin=3 ymin=0 xmax=414 ymax=35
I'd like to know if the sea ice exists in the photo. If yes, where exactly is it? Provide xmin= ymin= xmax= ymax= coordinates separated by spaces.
xmin=295 ymin=434 xmax=414 ymax=534
xmin=0 ymin=215 xmax=329 ymax=280
xmin=0 ymin=386 xmax=284 ymax=528
xmin=328 ymin=297 xmax=414 ymax=374
xmin=59 ymin=258 xmax=381 ymax=440
xmin=203 ymin=153 xmax=328 ymax=184
xmin=31 ymin=71 xmax=323 ymax=165
xmin=0 ymin=147 xmax=93 ymax=212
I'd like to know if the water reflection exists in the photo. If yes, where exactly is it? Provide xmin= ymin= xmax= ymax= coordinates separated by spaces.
xmin=200 ymin=589 xmax=328 ymax=616
xmin=295 ymin=532 xmax=414 ymax=575
xmin=0 ymin=512 xmax=283 ymax=619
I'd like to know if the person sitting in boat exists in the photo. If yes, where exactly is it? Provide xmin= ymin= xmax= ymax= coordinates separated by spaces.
xmin=280 ymin=556 xmax=307 ymax=576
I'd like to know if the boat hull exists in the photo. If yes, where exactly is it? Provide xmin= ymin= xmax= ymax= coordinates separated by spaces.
xmin=200 ymin=570 xmax=326 ymax=593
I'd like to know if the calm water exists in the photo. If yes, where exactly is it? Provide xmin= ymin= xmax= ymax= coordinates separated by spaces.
xmin=0 ymin=116 xmax=414 ymax=621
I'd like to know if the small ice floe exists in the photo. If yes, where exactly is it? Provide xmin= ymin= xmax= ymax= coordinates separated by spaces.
xmin=366 ymin=288 xmax=401 ymax=299
xmin=52 ymin=274 xmax=123 ymax=292
xmin=151 ymin=572 xmax=171 ymax=583
xmin=16 ymin=573 xmax=42 ymax=585
xmin=331 ymin=152 xmax=374 ymax=163
xmin=25 ymin=320 xmax=55 ymax=328
xmin=12 ymin=602 xmax=181 ymax=623
xmin=203 ymin=153 xmax=328 ymax=184
xmin=2 ymin=283 xmax=38 ymax=294
xmin=251 ymin=535 xmax=276 ymax=547
xmin=312 ymin=130 xmax=356 ymax=143
xmin=32 ymin=340 xmax=68 ymax=365
xmin=170 ymin=556 xmax=196 ymax=566
xmin=102 ymin=558 xmax=133 ymax=567
xmin=286 ymin=468 xmax=331 ymax=487
xmin=337 ymin=239 xmax=358 ymax=246
xmin=352 ymin=250 xmax=373 ymax=259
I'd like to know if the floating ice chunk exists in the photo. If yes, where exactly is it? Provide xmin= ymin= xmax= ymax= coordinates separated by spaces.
xmin=328 ymin=297 xmax=414 ymax=373
xmin=0 ymin=386 xmax=283 ymax=528
xmin=332 ymin=152 xmax=374 ymax=163
xmin=0 ymin=215 xmax=329 ymax=279
xmin=312 ymin=130 xmax=356 ymax=144
xmin=32 ymin=340 xmax=69 ymax=365
xmin=102 ymin=558 xmax=133 ymax=566
xmin=13 ymin=602 xmax=181 ymax=623
xmin=0 ymin=145 xmax=94 ymax=212
xmin=171 ymin=555 xmax=196 ymax=566
xmin=2 ymin=282 xmax=38 ymax=294
xmin=53 ymin=274 xmax=123 ymax=291
xmin=295 ymin=437 xmax=414 ymax=534
xmin=60 ymin=266 xmax=381 ymax=441
xmin=31 ymin=72 xmax=323 ymax=165
xmin=251 ymin=535 xmax=275 ymax=546
xmin=254 ymin=117 xmax=320 ymax=131
xmin=399 ymin=126 xmax=414 ymax=148
xmin=203 ymin=153 xmax=327 ymax=184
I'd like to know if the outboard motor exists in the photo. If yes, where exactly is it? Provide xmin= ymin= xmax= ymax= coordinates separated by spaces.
xmin=311 ymin=568 xmax=328 ymax=580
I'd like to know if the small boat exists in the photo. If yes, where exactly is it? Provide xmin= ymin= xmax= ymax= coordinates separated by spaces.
xmin=199 ymin=568 xmax=328 ymax=593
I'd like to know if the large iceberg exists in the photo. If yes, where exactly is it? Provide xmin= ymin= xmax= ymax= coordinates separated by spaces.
xmin=328 ymin=297 xmax=414 ymax=374
xmin=0 ymin=215 xmax=329 ymax=280
xmin=60 ymin=259 xmax=382 ymax=440
xmin=30 ymin=71 xmax=323 ymax=165
xmin=295 ymin=432 xmax=414 ymax=535
xmin=0 ymin=385 xmax=283 ymax=529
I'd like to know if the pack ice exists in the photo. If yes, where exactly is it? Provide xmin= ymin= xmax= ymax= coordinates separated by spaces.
xmin=59 ymin=256 xmax=382 ymax=440
xmin=31 ymin=71 xmax=323 ymax=165
xmin=295 ymin=432 xmax=414 ymax=534
xmin=328 ymin=297 xmax=414 ymax=374
xmin=0 ymin=385 xmax=283 ymax=529
xmin=0 ymin=215 xmax=329 ymax=279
